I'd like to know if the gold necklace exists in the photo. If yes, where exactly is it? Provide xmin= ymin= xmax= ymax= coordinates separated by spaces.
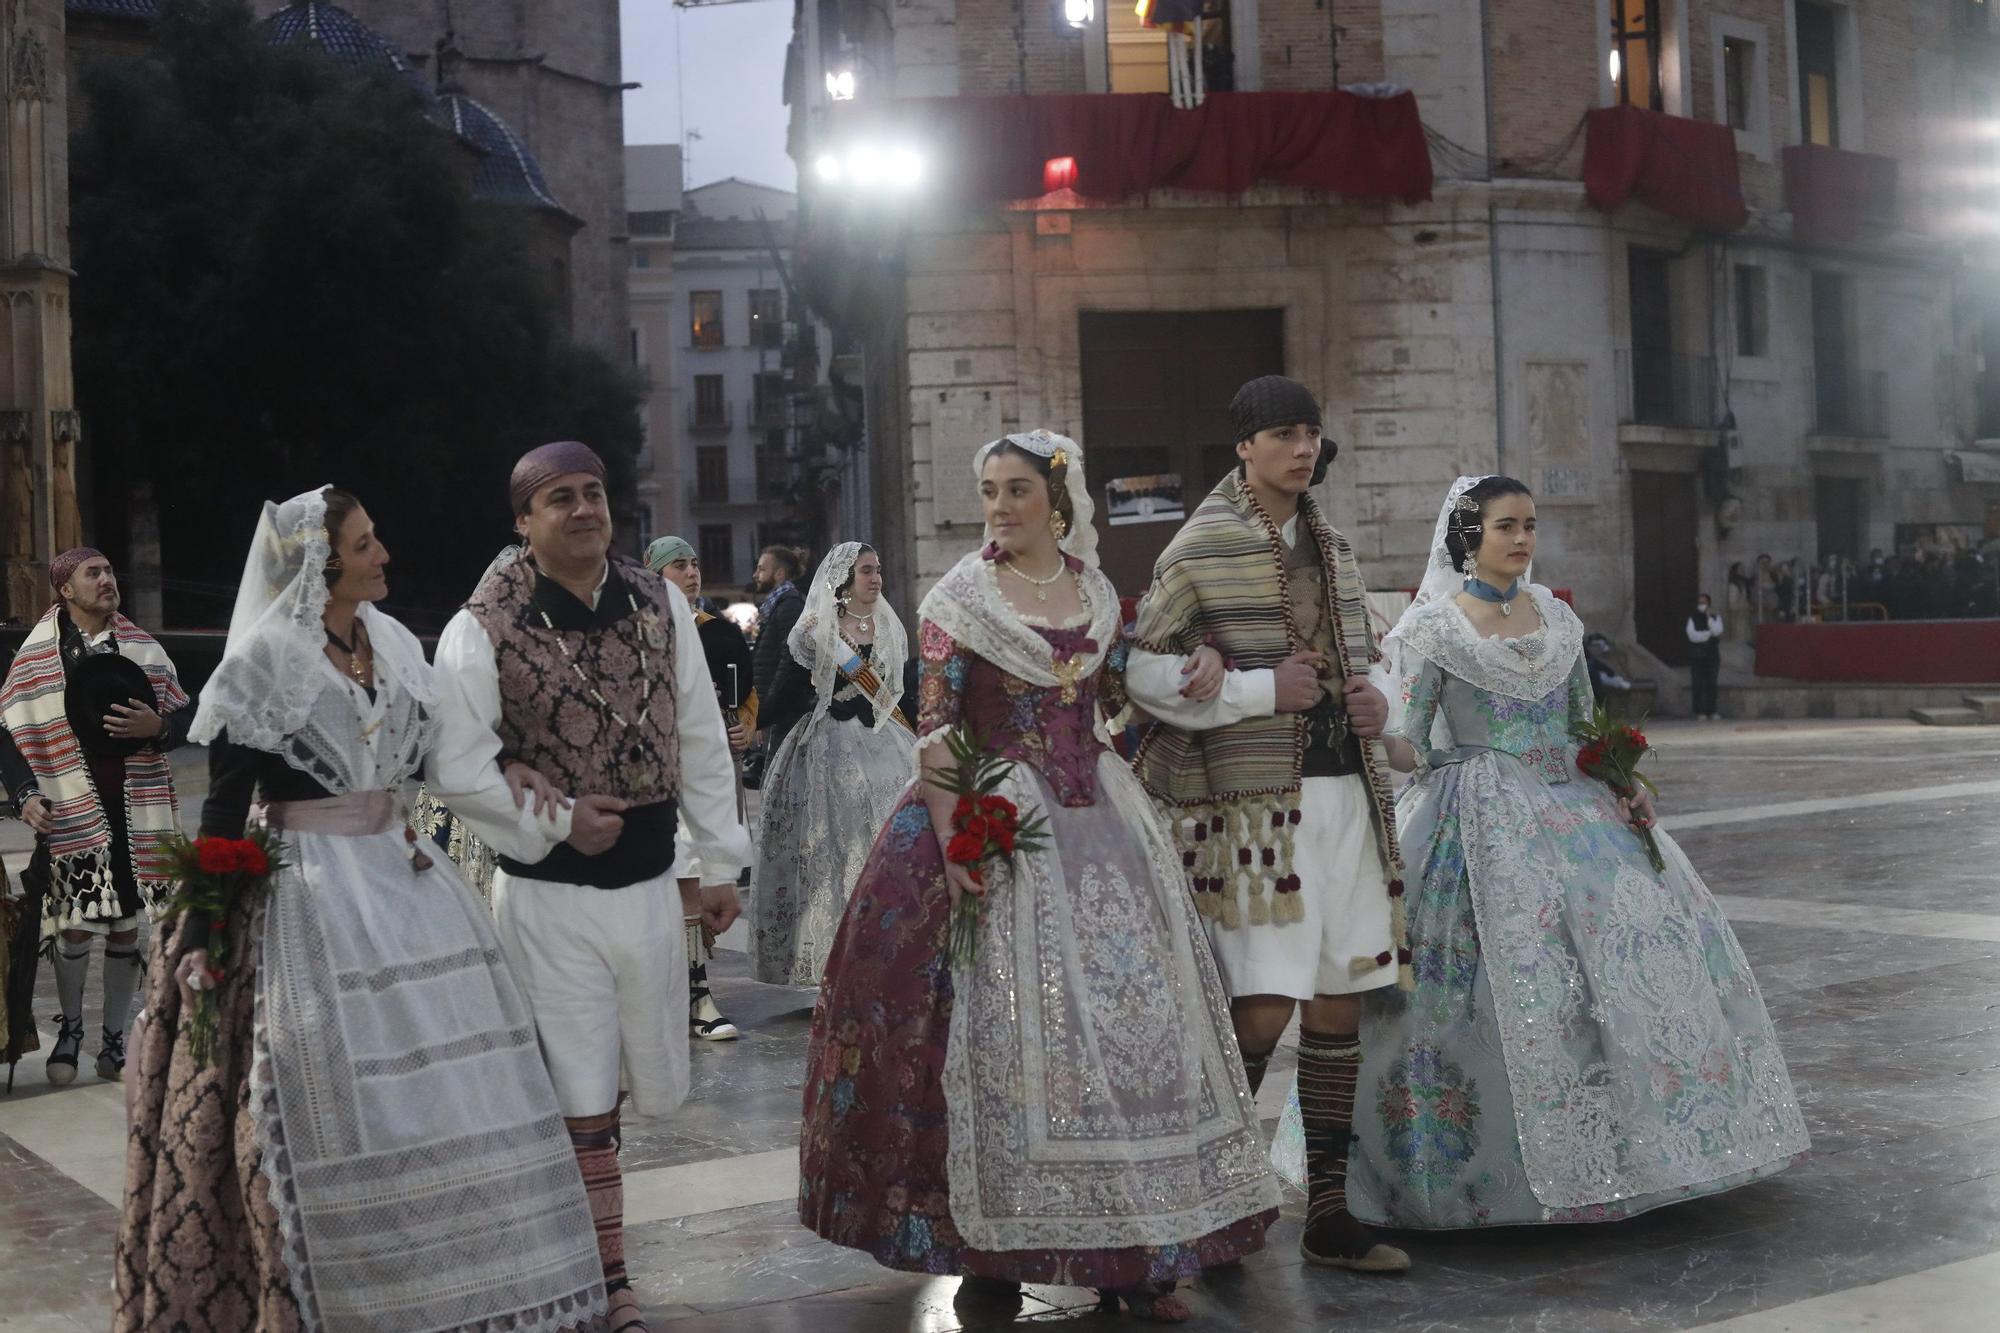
xmin=325 ymin=621 xmax=373 ymax=687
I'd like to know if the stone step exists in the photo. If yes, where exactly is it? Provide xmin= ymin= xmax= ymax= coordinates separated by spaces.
xmin=1960 ymin=694 xmax=2000 ymax=723
xmin=1910 ymin=706 xmax=1986 ymax=727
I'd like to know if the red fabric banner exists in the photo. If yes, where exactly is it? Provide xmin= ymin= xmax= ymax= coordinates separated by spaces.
xmin=826 ymin=91 xmax=1434 ymax=205
xmin=1782 ymin=144 xmax=1899 ymax=242
xmin=1754 ymin=620 xmax=2000 ymax=683
xmin=1582 ymin=105 xmax=1748 ymax=231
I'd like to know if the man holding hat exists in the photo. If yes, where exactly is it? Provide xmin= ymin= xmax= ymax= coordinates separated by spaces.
xmin=0 ymin=549 xmax=193 ymax=1087
xmin=1125 ymin=376 xmax=1414 ymax=1274
xmin=428 ymin=443 xmax=750 ymax=1333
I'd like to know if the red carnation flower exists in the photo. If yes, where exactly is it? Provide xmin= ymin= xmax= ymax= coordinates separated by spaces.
xmin=995 ymin=826 xmax=1016 ymax=855
xmin=945 ymin=830 xmax=985 ymax=865
xmin=954 ymin=794 xmax=974 ymax=821
xmin=981 ymin=795 xmax=1013 ymax=818
xmin=195 ymin=838 xmax=239 ymax=875
xmin=234 ymin=840 xmax=269 ymax=877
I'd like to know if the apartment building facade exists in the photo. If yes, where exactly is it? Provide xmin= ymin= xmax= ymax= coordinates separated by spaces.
xmin=789 ymin=0 xmax=1998 ymax=668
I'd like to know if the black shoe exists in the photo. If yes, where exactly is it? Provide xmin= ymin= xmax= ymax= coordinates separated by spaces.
xmin=689 ymin=977 xmax=739 ymax=1040
xmin=1300 ymin=1209 xmax=1411 ymax=1274
xmin=96 ymin=1027 xmax=126 ymax=1082
xmin=46 ymin=1016 xmax=83 ymax=1088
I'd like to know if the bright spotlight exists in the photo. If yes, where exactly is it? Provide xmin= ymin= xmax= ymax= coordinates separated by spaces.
xmin=814 ymin=153 xmax=843 ymax=183
xmin=825 ymin=69 xmax=856 ymax=102
xmin=1063 ymin=0 xmax=1094 ymax=27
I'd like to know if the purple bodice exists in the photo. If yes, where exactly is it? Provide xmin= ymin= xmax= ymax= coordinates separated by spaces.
xmin=921 ymin=622 xmax=1106 ymax=808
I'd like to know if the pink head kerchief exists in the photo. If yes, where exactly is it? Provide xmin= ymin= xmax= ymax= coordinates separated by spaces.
xmin=49 ymin=546 xmax=107 ymax=590
xmin=509 ymin=441 xmax=606 ymax=515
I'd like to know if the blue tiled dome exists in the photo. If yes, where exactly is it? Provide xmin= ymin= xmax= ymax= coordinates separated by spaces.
xmin=267 ymin=2 xmax=412 ymax=77
xmin=265 ymin=2 xmax=441 ymax=117
xmin=438 ymin=91 xmax=572 ymax=217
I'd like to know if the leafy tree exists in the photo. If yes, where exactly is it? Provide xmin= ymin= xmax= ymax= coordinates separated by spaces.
xmin=70 ymin=0 xmax=641 ymax=628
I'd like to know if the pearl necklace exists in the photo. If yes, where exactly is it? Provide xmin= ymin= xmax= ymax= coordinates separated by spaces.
xmin=1003 ymin=555 xmax=1069 ymax=602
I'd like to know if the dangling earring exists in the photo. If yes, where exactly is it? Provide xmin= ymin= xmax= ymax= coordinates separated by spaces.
xmin=1048 ymin=511 xmax=1069 ymax=541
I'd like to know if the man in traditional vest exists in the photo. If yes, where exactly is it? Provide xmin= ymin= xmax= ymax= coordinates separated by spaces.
xmin=0 ymin=548 xmax=193 ymax=1087
xmin=428 ymin=442 xmax=750 ymax=1333
xmin=1126 ymin=377 xmax=1413 ymax=1275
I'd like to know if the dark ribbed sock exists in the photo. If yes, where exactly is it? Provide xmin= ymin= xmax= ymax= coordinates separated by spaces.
xmin=1240 ymin=1042 xmax=1276 ymax=1099
xmin=1296 ymin=1024 xmax=1360 ymax=1248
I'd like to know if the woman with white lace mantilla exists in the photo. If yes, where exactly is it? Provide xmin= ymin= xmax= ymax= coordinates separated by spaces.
xmin=1272 ymin=475 xmax=1809 ymax=1226
xmin=798 ymin=432 xmax=1279 ymax=1325
xmin=115 ymin=487 xmax=606 ymax=1332
xmin=751 ymin=542 xmax=915 ymax=987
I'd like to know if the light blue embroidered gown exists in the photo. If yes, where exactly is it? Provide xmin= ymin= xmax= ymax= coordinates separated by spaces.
xmin=1274 ymin=587 xmax=1808 ymax=1226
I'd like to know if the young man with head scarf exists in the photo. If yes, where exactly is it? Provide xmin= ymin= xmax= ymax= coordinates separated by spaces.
xmin=428 ymin=444 xmax=752 ymax=1333
xmin=0 ymin=548 xmax=194 ymax=1087
xmin=1125 ymin=376 xmax=1414 ymax=1275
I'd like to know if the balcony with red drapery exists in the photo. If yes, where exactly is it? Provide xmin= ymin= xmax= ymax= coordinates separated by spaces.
xmin=817 ymin=90 xmax=1434 ymax=205
xmin=1581 ymin=104 xmax=1748 ymax=231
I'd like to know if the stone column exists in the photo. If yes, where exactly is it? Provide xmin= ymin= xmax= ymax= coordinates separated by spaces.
xmin=0 ymin=3 xmax=79 ymax=622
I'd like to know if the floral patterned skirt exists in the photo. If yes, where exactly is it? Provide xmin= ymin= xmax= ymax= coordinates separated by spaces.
xmin=798 ymin=788 xmax=1275 ymax=1286
xmin=1329 ymin=754 xmax=1808 ymax=1227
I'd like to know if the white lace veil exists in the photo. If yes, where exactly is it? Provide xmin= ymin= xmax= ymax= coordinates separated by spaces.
xmin=1381 ymin=476 xmax=1517 ymax=730
xmin=192 ymin=487 xmax=434 ymax=755
xmin=786 ymin=541 xmax=909 ymax=732
xmin=1380 ymin=475 xmax=1572 ymax=733
xmin=970 ymin=429 xmax=1100 ymax=571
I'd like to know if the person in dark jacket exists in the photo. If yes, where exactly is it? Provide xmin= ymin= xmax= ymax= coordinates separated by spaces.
xmin=749 ymin=544 xmax=808 ymax=753
xmin=1685 ymin=593 xmax=1723 ymax=720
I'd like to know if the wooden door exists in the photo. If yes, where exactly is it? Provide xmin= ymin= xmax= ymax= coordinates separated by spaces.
xmin=1629 ymin=470 xmax=1699 ymax=666
xmin=1078 ymin=310 xmax=1285 ymax=596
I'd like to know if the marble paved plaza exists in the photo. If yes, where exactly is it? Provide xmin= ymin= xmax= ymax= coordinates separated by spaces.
xmin=4 ymin=718 xmax=1999 ymax=1331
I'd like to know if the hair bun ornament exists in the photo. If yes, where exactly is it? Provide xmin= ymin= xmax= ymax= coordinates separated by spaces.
xmin=1051 ymin=448 xmax=1068 ymax=468
xmin=1453 ymin=494 xmax=1482 ymax=513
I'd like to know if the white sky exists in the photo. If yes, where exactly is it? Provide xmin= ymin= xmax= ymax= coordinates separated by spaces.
xmin=621 ymin=0 xmax=798 ymax=191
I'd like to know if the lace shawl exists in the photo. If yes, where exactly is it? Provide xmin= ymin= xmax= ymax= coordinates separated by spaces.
xmin=914 ymin=548 xmax=1120 ymax=760
xmin=1388 ymin=586 xmax=1585 ymax=745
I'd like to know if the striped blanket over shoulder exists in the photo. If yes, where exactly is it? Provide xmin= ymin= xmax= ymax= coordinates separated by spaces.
xmin=1133 ymin=471 xmax=1410 ymax=987
xmin=0 ymin=606 xmax=187 ymax=938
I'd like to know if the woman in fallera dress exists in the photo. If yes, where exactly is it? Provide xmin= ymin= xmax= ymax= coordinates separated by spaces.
xmin=1273 ymin=475 xmax=1808 ymax=1227
xmin=115 ymin=487 xmax=605 ymax=1332
xmin=751 ymin=542 xmax=916 ymax=986
xmin=798 ymin=431 xmax=1280 ymax=1325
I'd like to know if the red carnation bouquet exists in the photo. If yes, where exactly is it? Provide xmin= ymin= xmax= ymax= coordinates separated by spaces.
xmin=158 ymin=828 xmax=288 ymax=1066
xmin=930 ymin=726 xmax=1051 ymax=965
xmin=1571 ymin=704 xmax=1667 ymax=873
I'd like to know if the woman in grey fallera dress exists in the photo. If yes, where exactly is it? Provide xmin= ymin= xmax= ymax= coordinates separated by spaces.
xmin=1274 ymin=476 xmax=1808 ymax=1226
